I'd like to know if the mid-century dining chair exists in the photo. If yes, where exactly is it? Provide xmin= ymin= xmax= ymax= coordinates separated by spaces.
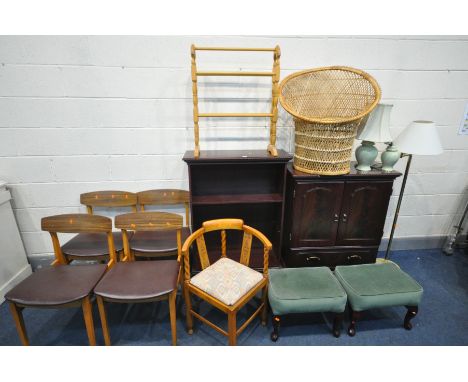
xmin=61 ymin=191 xmax=137 ymax=262
xmin=130 ymin=189 xmax=190 ymax=258
xmin=182 ymin=218 xmax=272 ymax=345
xmin=5 ymin=214 xmax=117 ymax=345
xmin=93 ymin=211 xmax=183 ymax=346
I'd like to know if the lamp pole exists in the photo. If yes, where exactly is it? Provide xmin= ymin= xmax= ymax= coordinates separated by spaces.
xmin=385 ymin=153 xmax=412 ymax=260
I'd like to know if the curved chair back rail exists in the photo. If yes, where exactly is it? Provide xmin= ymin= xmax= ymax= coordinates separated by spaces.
xmin=136 ymin=189 xmax=190 ymax=225
xmin=80 ymin=191 xmax=138 ymax=213
xmin=137 ymin=189 xmax=189 ymax=206
xmin=115 ymin=211 xmax=183 ymax=262
xmin=41 ymin=214 xmax=117 ymax=267
xmin=42 ymin=213 xmax=112 ymax=233
xmin=182 ymin=218 xmax=273 ymax=280
xmin=115 ymin=211 xmax=183 ymax=231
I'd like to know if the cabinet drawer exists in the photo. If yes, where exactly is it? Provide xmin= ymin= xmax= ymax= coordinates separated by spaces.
xmin=284 ymin=247 xmax=377 ymax=268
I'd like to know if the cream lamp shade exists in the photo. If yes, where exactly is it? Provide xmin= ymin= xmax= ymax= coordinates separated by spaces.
xmin=393 ymin=120 xmax=443 ymax=155
xmin=357 ymin=103 xmax=393 ymax=142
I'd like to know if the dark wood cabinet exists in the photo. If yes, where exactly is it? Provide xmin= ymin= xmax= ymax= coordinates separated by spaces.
xmin=183 ymin=149 xmax=292 ymax=271
xmin=283 ymin=163 xmax=400 ymax=268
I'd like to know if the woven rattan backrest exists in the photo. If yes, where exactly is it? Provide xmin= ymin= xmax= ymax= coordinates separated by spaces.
xmin=80 ymin=191 xmax=137 ymax=214
xmin=137 ymin=189 xmax=190 ymax=226
xmin=279 ymin=66 xmax=381 ymax=124
xmin=181 ymin=219 xmax=273 ymax=280
xmin=279 ymin=66 xmax=381 ymax=176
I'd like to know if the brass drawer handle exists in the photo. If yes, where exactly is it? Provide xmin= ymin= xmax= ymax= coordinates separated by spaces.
xmin=342 ymin=213 xmax=347 ymax=223
xmin=333 ymin=213 xmax=339 ymax=222
xmin=347 ymin=255 xmax=362 ymax=261
xmin=306 ymin=256 xmax=320 ymax=262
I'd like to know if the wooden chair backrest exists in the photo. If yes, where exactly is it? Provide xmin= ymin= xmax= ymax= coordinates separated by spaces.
xmin=41 ymin=214 xmax=117 ymax=267
xmin=181 ymin=218 xmax=272 ymax=281
xmin=80 ymin=191 xmax=137 ymax=214
xmin=137 ymin=189 xmax=190 ymax=226
xmin=115 ymin=212 xmax=183 ymax=262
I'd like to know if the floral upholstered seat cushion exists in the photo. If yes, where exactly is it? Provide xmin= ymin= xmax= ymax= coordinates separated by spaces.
xmin=190 ymin=257 xmax=264 ymax=306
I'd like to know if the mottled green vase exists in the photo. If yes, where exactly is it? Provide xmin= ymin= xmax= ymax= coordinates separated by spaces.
xmin=381 ymin=144 xmax=401 ymax=172
xmin=355 ymin=141 xmax=378 ymax=171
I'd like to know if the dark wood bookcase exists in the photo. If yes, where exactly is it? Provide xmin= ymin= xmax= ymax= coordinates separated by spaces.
xmin=282 ymin=162 xmax=401 ymax=268
xmin=183 ymin=149 xmax=293 ymax=271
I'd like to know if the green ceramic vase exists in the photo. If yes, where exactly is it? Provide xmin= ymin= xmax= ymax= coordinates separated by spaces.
xmin=381 ymin=144 xmax=401 ymax=172
xmin=355 ymin=141 xmax=378 ymax=171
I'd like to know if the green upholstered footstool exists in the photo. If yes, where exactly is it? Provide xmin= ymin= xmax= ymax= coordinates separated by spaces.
xmin=334 ymin=262 xmax=423 ymax=336
xmin=268 ymin=267 xmax=347 ymax=341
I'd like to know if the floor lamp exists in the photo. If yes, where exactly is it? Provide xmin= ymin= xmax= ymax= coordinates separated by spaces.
xmin=384 ymin=120 xmax=443 ymax=260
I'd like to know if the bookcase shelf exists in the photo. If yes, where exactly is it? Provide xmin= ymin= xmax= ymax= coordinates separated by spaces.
xmin=183 ymin=149 xmax=292 ymax=271
xmin=191 ymin=193 xmax=283 ymax=205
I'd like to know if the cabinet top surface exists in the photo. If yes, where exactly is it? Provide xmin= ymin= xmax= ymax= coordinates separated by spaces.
xmin=287 ymin=162 xmax=401 ymax=179
xmin=183 ymin=149 xmax=293 ymax=163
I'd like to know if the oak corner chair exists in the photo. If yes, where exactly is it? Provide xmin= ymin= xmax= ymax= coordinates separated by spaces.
xmin=182 ymin=218 xmax=272 ymax=346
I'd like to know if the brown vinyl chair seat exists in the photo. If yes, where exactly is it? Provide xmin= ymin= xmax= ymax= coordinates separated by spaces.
xmin=5 ymin=264 xmax=107 ymax=307
xmin=130 ymin=227 xmax=191 ymax=254
xmin=94 ymin=260 xmax=179 ymax=302
xmin=62 ymin=232 xmax=128 ymax=259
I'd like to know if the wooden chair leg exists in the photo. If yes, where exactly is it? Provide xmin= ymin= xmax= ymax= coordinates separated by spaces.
xmin=9 ymin=302 xmax=29 ymax=346
xmin=228 ymin=311 xmax=237 ymax=346
xmin=333 ymin=312 xmax=344 ymax=338
xmin=404 ymin=306 xmax=418 ymax=330
xmin=271 ymin=315 xmax=280 ymax=342
xmin=82 ymin=296 xmax=96 ymax=346
xmin=96 ymin=296 xmax=111 ymax=346
xmin=260 ymin=285 xmax=268 ymax=326
xmin=184 ymin=284 xmax=194 ymax=334
xmin=169 ymin=291 xmax=177 ymax=346
xmin=348 ymin=308 xmax=360 ymax=337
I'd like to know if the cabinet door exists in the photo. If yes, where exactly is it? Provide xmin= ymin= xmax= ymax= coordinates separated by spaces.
xmin=336 ymin=181 xmax=393 ymax=246
xmin=291 ymin=182 xmax=344 ymax=247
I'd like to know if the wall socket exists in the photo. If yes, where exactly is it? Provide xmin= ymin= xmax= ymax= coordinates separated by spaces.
xmin=458 ymin=103 xmax=468 ymax=135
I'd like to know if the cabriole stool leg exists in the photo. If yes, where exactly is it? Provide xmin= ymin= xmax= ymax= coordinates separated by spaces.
xmin=271 ymin=315 xmax=280 ymax=342
xmin=348 ymin=308 xmax=360 ymax=337
xmin=333 ymin=312 xmax=344 ymax=338
xmin=404 ymin=306 xmax=418 ymax=330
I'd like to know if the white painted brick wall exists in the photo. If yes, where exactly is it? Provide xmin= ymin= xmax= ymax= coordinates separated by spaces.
xmin=0 ymin=35 xmax=467 ymax=262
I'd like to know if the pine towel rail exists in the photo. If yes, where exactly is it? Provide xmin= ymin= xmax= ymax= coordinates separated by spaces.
xmin=193 ymin=47 xmax=277 ymax=52
xmin=191 ymin=44 xmax=281 ymax=157
xmin=199 ymin=113 xmax=274 ymax=118
xmin=196 ymin=71 xmax=275 ymax=77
